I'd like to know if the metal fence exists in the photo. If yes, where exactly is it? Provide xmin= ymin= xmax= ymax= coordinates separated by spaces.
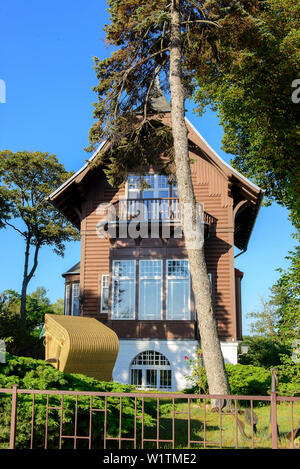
xmin=1 ymin=379 xmax=299 ymax=450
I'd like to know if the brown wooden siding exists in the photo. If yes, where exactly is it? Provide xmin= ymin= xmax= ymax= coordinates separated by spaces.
xmin=69 ymin=149 xmax=239 ymax=342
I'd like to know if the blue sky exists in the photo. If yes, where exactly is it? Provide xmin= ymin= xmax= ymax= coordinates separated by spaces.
xmin=0 ymin=1 xmax=296 ymax=334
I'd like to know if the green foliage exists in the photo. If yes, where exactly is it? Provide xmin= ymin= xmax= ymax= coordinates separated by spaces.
xmin=0 ymin=150 xmax=79 ymax=254
xmin=245 ymin=245 xmax=300 ymax=352
xmin=193 ymin=0 xmax=300 ymax=228
xmin=50 ymin=298 xmax=64 ymax=315
xmin=184 ymin=348 xmax=208 ymax=394
xmin=238 ymin=336 xmax=291 ymax=368
xmin=246 ymin=298 xmax=281 ymax=337
xmin=0 ymin=354 xmax=155 ymax=449
xmin=0 ymin=354 xmax=299 ymax=448
xmin=276 ymin=363 xmax=300 ymax=397
xmin=87 ymin=0 xmax=263 ymax=190
xmin=270 ymin=245 xmax=300 ymax=346
xmin=0 ymin=288 xmax=63 ymax=358
xmin=225 ymin=364 xmax=271 ymax=396
xmin=185 ymin=359 xmax=300 ymax=397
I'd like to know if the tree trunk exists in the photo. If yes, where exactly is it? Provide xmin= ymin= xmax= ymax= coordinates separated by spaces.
xmin=169 ymin=0 xmax=230 ymax=402
xmin=20 ymin=238 xmax=40 ymax=324
xmin=20 ymin=238 xmax=30 ymax=324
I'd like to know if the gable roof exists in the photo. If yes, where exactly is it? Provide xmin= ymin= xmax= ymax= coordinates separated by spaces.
xmin=62 ymin=261 xmax=80 ymax=277
xmin=47 ymin=116 xmax=263 ymax=251
xmin=185 ymin=117 xmax=262 ymax=193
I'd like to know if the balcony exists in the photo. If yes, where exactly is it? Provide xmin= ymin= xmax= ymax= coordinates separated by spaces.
xmin=97 ymin=198 xmax=215 ymax=240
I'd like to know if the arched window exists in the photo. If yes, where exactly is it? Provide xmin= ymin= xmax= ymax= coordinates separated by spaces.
xmin=130 ymin=351 xmax=172 ymax=390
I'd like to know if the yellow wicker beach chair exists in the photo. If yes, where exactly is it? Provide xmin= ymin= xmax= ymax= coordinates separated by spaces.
xmin=44 ymin=314 xmax=119 ymax=381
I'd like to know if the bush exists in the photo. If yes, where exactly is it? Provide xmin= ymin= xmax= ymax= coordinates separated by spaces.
xmin=184 ymin=348 xmax=209 ymax=394
xmin=184 ymin=360 xmax=300 ymax=397
xmin=0 ymin=354 xmax=154 ymax=448
xmin=276 ymin=364 xmax=300 ymax=396
xmin=238 ymin=336 xmax=291 ymax=368
xmin=183 ymin=360 xmax=299 ymax=397
xmin=225 ymin=364 xmax=271 ymax=396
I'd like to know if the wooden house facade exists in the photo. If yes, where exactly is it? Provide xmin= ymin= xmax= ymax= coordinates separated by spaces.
xmin=48 ymin=99 xmax=263 ymax=391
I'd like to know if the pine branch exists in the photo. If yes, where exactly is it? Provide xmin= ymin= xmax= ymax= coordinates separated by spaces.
xmin=181 ymin=20 xmax=220 ymax=27
xmin=185 ymin=0 xmax=206 ymax=18
xmin=112 ymin=47 xmax=170 ymax=125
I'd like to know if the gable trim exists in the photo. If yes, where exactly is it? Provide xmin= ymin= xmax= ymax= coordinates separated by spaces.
xmin=185 ymin=117 xmax=263 ymax=194
xmin=47 ymin=140 xmax=107 ymax=201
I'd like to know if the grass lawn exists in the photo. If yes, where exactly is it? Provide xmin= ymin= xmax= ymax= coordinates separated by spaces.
xmin=138 ymin=399 xmax=300 ymax=450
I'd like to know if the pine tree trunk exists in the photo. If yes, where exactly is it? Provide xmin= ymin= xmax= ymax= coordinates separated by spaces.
xmin=169 ymin=0 xmax=230 ymax=403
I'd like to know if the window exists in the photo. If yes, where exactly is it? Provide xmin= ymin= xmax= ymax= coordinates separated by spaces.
xmin=166 ymin=260 xmax=190 ymax=320
xmin=130 ymin=351 xmax=172 ymax=390
xmin=64 ymin=284 xmax=70 ymax=315
xmin=126 ymin=174 xmax=179 ymax=221
xmin=128 ymin=175 xmax=141 ymax=200
xmin=100 ymin=274 xmax=109 ymax=314
xmin=112 ymin=260 xmax=136 ymax=319
xmin=139 ymin=260 xmax=162 ymax=320
xmin=131 ymin=369 xmax=142 ymax=387
xmin=109 ymin=259 xmax=194 ymax=321
xmin=71 ymin=283 xmax=80 ymax=316
xmin=127 ymin=174 xmax=178 ymax=198
xmin=160 ymin=370 xmax=172 ymax=389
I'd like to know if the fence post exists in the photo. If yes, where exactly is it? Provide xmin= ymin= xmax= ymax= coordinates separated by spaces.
xmin=9 ymin=385 xmax=18 ymax=449
xmin=270 ymin=369 xmax=278 ymax=449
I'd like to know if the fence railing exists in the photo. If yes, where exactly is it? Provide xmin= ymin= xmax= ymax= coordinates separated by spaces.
xmin=1 ymin=383 xmax=299 ymax=450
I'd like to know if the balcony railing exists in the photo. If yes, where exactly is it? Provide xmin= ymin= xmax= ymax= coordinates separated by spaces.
xmin=106 ymin=198 xmax=214 ymax=225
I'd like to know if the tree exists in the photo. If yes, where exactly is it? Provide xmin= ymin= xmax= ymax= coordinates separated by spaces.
xmin=25 ymin=287 xmax=55 ymax=331
xmin=0 ymin=151 xmax=79 ymax=324
xmin=242 ymin=243 xmax=300 ymax=366
xmin=246 ymin=244 xmax=300 ymax=346
xmin=238 ymin=336 xmax=290 ymax=368
xmin=193 ymin=0 xmax=300 ymax=228
xmin=51 ymin=298 xmax=64 ymax=315
xmin=247 ymin=297 xmax=281 ymax=337
xmin=270 ymin=244 xmax=300 ymax=346
xmin=87 ymin=0 xmax=264 ymax=398
xmin=0 ymin=287 xmax=65 ymax=358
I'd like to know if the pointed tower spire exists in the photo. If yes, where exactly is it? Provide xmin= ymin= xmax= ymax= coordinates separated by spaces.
xmin=148 ymin=73 xmax=171 ymax=113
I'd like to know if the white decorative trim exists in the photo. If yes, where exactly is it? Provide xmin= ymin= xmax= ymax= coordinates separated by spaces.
xmin=185 ymin=117 xmax=263 ymax=193
xmin=47 ymin=141 xmax=107 ymax=200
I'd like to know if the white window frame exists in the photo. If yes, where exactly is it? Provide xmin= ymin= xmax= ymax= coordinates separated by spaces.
xmin=126 ymin=174 xmax=179 ymax=222
xmin=71 ymin=282 xmax=80 ymax=316
xmin=64 ymin=284 xmax=70 ymax=315
xmin=127 ymin=174 xmax=141 ymax=200
xmin=139 ymin=260 xmax=163 ymax=320
xmin=126 ymin=173 xmax=177 ymax=199
xmin=166 ymin=259 xmax=191 ymax=320
xmin=130 ymin=351 xmax=172 ymax=390
xmin=100 ymin=274 xmax=109 ymax=314
xmin=111 ymin=260 xmax=136 ymax=320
